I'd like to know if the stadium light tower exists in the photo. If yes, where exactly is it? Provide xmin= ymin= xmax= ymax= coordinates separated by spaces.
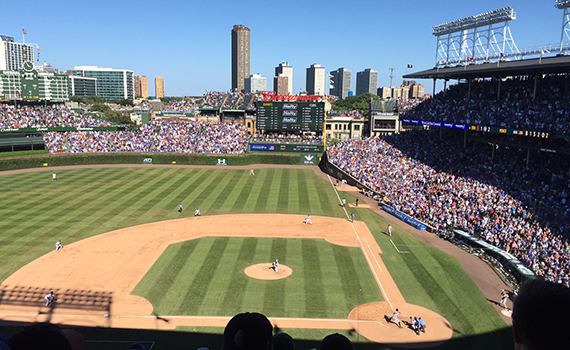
xmin=433 ymin=7 xmax=520 ymax=67
xmin=556 ymin=0 xmax=570 ymax=53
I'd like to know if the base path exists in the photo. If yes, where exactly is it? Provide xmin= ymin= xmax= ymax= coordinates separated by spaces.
xmin=0 ymin=214 xmax=451 ymax=348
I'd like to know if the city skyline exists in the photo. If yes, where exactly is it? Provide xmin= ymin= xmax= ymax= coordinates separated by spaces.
xmin=2 ymin=0 xmax=566 ymax=97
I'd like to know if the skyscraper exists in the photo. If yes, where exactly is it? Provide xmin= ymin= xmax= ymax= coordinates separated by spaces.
xmin=306 ymin=64 xmax=326 ymax=96
xmin=330 ymin=67 xmax=352 ymax=99
xmin=231 ymin=25 xmax=250 ymax=92
xmin=0 ymin=35 xmax=34 ymax=71
xmin=274 ymin=74 xmax=289 ymax=95
xmin=140 ymin=76 xmax=149 ymax=98
xmin=356 ymin=68 xmax=378 ymax=95
xmin=155 ymin=76 xmax=164 ymax=99
xmin=275 ymin=62 xmax=293 ymax=94
xmin=245 ymin=74 xmax=266 ymax=93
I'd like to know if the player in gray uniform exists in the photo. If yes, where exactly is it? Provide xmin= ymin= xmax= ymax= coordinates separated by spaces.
xmin=44 ymin=291 xmax=54 ymax=307
xmin=55 ymin=240 xmax=63 ymax=251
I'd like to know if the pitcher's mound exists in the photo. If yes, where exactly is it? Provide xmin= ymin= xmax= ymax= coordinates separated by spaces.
xmin=244 ymin=263 xmax=292 ymax=280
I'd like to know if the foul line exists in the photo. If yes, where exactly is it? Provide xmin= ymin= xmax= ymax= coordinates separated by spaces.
xmin=390 ymin=239 xmax=410 ymax=254
xmin=326 ymin=174 xmax=393 ymax=310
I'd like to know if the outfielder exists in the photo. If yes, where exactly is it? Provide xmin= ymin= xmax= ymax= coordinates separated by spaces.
xmin=52 ymin=173 xmax=57 ymax=181
xmin=55 ymin=240 xmax=63 ymax=251
xmin=250 ymin=169 xmax=255 ymax=176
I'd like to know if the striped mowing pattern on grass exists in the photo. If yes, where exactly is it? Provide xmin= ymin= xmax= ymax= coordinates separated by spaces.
xmin=132 ymin=237 xmax=379 ymax=320
xmin=0 ymin=166 xmax=510 ymax=348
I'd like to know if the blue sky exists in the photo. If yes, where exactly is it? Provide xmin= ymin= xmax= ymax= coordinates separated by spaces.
xmin=0 ymin=0 xmax=564 ymax=97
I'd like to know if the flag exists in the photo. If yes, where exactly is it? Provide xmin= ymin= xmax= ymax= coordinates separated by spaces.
xmin=466 ymin=56 xmax=474 ymax=61
xmin=407 ymin=64 xmax=413 ymax=68
xmin=22 ymin=28 xmax=27 ymax=35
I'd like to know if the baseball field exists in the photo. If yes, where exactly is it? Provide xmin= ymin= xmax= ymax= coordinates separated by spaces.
xmin=0 ymin=165 xmax=512 ymax=349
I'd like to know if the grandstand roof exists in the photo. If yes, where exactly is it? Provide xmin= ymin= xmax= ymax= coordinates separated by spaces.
xmin=403 ymin=55 xmax=570 ymax=80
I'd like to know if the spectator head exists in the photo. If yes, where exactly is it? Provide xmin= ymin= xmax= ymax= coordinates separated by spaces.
xmin=7 ymin=322 xmax=84 ymax=350
xmin=222 ymin=312 xmax=272 ymax=350
xmin=272 ymin=332 xmax=295 ymax=350
xmin=319 ymin=333 xmax=354 ymax=350
xmin=512 ymin=278 xmax=570 ymax=350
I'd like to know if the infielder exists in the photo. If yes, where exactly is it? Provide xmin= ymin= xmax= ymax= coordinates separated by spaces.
xmin=194 ymin=208 xmax=202 ymax=217
xmin=52 ymin=173 xmax=57 ymax=181
xmin=305 ymin=215 xmax=312 ymax=225
xmin=55 ymin=240 xmax=63 ymax=251
xmin=250 ymin=169 xmax=255 ymax=176
xmin=44 ymin=291 xmax=54 ymax=307
xmin=272 ymin=259 xmax=279 ymax=273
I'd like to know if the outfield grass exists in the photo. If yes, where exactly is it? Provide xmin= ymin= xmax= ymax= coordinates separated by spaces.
xmin=0 ymin=167 xmax=510 ymax=349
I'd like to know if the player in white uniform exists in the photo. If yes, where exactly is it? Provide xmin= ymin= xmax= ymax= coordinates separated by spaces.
xmin=250 ymin=169 xmax=255 ymax=176
xmin=305 ymin=215 xmax=312 ymax=225
xmin=194 ymin=209 xmax=202 ymax=217
xmin=44 ymin=291 xmax=54 ymax=307
xmin=55 ymin=240 xmax=63 ymax=251
xmin=52 ymin=173 xmax=57 ymax=181
xmin=273 ymin=259 xmax=279 ymax=273
xmin=388 ymin=224 xmax=393 ymax=237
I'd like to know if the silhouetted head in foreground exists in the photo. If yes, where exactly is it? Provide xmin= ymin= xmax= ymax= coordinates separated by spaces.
xmin=222 ymin=312 xmax=273 ymax=350
xmin=512 ymin=278 xmax=570 ymax=350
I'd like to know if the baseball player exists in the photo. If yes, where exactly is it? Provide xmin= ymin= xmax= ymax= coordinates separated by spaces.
xmin=250 ymin=169 xmax=255 ymax=176
xmin=388 ymin=224 xmax=393 ymax=237
xmin=44 ymin=291 xmax=54 ymax=307
xmin=351 ymin=213 xmax=355 ymax=223
xmin=273 ymin=259 xmax=279 ymax=273
xmin=305 ymin=215 xmax=312 ymax=225
xmin=52 ymin=173 xmax=57 ymax=181
xmin=342 ymin=198 xmax=346 ymax=207
xmin=194 ymin=208 xmax=202 ymax=217
xmin=390 ymin=308 xmax=402 ymax=328
xmin=55 ymin=240 xmax=63 ymax=251
xmin=355 ymin=198 xmax=359 ymax=207
xmin=178 ymin=203 xmax=183 ymax=213
xmin=500 ymin=290 xmax=509 ymax=309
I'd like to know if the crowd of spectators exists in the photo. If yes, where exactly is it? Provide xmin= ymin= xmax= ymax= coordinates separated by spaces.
xmin=0 ymin=104 xmax=118 ymax=128
xmin=397 ymin=99 xmax=422 ymax=111
xmin=44 ymin=120 xmax=249 ymax=154
xmin=327 ymin=132 xmax=570 ymax=286
xmin=402 ymin=75 xmax=570 ymax=134
xmin=222 ymin=91 xmax=244 ymax=109
xmin=328 ymin=110 xmax=364 ymax=119
xmin=202 ymin=91 xmax=227 ymax=108
xmin=250 ymin=133 xmax=323 ymax=144
xmin=165 ymin=100 xmax=195 ymax=112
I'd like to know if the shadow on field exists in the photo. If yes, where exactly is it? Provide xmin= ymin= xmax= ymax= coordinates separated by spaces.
xmin=0 ymin=285 xmax=112 ymax=313
xmin=0 ymin=322 xmax=514 ymax=350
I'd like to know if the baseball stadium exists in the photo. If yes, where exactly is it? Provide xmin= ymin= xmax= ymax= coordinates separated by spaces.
xmin=2 ymin=5 xmax=570 ymax=350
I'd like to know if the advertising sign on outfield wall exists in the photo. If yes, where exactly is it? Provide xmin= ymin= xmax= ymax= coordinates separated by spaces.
xmin=301 ymin=154 xmax=319 ymax=165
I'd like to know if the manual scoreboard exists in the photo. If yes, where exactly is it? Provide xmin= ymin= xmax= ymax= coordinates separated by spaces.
xmin=255 ymin=101 xmax=325 ymax=132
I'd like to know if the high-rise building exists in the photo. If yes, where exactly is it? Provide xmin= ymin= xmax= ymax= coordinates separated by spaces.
xmin=274 ymin=74 xmax=289 ymax=95
xmin=69 ymin=75 xmax=97 ymax=97
xmin=275 ymin=62 xmax=293 ymax=94
xmin=356 ymin=68 xmax=378 ymax=95
xmin=0 ymin=35 xmax=34 ymax=71
xmin=231 ymin=25 xmax=250 ymax=92
xmin=72 ymin=66 xmax=135 ymax=100
xmin=140 ymin=76 xmax=149 ymax=98
xmin=330 ymin=67 xmax=351 ymax=99
xmin=377 ymin=87 xmax=391 ymax=99
xmin=306 ymin=64 xmax=326 ymax=96
xmin=155 ymin=76 xmax=164 ymax=99
xmin=245 ymin=74 xmax=266 ymax=93
xmin=134 ymin=76 xmax=141 ymax=97
xmin=409 ymin=83 xmax=425 ymax=99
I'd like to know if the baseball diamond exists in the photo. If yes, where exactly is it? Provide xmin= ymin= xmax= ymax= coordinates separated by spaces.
xmin=0 ymin=165 xmax=512 ymax=349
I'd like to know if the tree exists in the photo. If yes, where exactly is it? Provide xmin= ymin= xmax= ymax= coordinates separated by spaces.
xmin=330 ymin=93 xmax=379 ymax=117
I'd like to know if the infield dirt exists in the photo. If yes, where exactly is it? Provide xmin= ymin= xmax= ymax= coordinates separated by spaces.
xmin=0 ymin=214 xmax=452 ymax=348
